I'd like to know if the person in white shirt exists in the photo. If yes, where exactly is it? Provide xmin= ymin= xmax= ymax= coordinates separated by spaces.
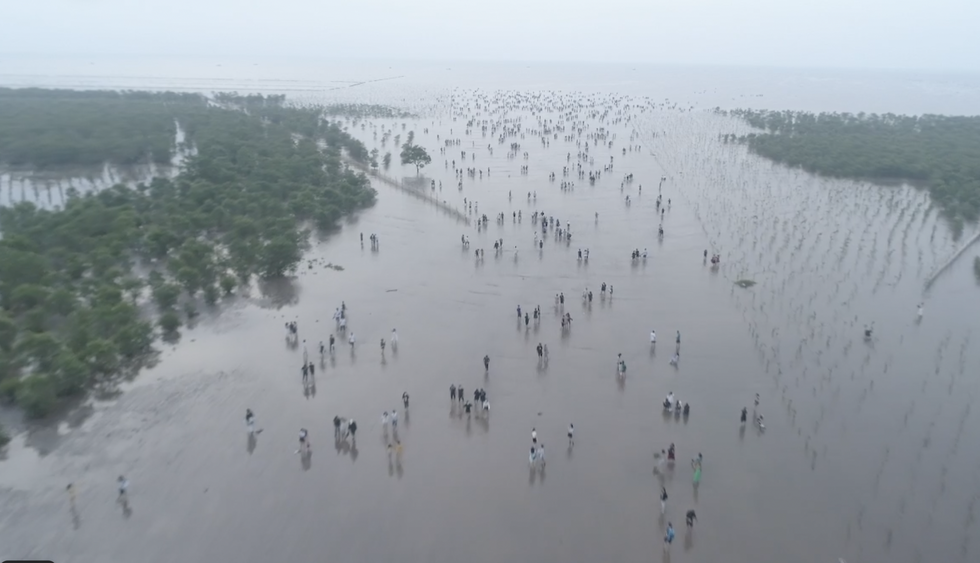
xmin=650 ymin=330 xmax=656 ymax=344
xmin=348 ymin=332 xmax=355 ymax=349
xmin=298 ymin=428 xmax=310 ymax=453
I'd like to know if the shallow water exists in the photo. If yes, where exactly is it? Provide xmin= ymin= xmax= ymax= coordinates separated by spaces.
xmin=1 ymin=62 xmax=980 ymax=563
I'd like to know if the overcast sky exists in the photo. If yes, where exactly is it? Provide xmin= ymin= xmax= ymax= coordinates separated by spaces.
xmin=4 ymin=0 xmax=977 ymax=71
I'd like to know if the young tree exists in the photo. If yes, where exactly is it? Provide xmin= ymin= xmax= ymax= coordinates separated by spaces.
xmin=383 ymin=152 xmax=392 ymax=169
xmin=400 ymin=144 xmax=431 ymax=175
xmin=159 ymin=310 xmax=181 ymax=334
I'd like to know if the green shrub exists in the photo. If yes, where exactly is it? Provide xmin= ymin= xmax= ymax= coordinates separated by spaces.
xmin=17 ymin=375 xmax=57 ymax=418
xmin=159 ymin=311 xmax=181 ymax=333
xmin=0 ymin=377 xmax=20 ymax=403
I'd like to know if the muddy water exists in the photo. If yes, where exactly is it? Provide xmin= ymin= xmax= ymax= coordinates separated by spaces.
xmin=1 ymin=72 xmax=980 ymax=563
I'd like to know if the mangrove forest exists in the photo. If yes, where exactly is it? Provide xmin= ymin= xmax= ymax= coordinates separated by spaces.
xmin=0 ymin=88 xmax=377 ymax=419
xmin=725 ymin=110 xmax=980 ymax=225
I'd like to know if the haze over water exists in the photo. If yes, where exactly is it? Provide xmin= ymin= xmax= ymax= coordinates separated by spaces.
xmin=1 ymin=58 xmax=979 ymax=563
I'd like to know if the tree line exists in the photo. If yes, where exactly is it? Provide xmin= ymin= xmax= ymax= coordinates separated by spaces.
xmin=0 ymin=88 xmax=205 ymax=168
xmin=0 ymin=89 xmax=377 ymax=420
xmin=722 ymin=110 xmax=980 ymax=226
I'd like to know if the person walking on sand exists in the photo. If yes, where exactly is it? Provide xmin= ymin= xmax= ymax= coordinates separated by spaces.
xmin=568 ymin=423 xmax=574 ymax=446
xmin=484 ymin=355 xmax=490 ymax=372
xmin=118 ymin=475 xmax=129 ymax=498
xmin=245 ymin=408 xmax=256 ymax=434
xmin=664 ymin=523 xmax=675 ymax=551
xmin=660 ymin=486 xmax=668 ymax=513
xmin=538 ymin=443 xmax=545 ymax=467
xmin=67 ymin=483 xmax=77 ymax=505
xmin=297 ymin=428 xmax=311 ymax=453
xmin=532 ymin=428 xmax=537 ymax=441
xmin=451 ymin=384 xmax=457 ymax=401
xmin=686 ymin=509 xmax=697 ymax=528
xmin=349 ymin=332 xmax=356 ymax=350
xmin=741 ymin=407 xmax=748 ymax=424
xmin=650 ymin=330 xmax=656 ymax=344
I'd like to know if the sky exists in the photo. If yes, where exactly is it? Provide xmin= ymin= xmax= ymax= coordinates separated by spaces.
xmin=3 ymin=0 xmax=978 ymax=71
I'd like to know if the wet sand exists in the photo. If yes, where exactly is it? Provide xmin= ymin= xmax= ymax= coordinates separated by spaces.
xmin=2 ymin=86 xmax=980 ymax=563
